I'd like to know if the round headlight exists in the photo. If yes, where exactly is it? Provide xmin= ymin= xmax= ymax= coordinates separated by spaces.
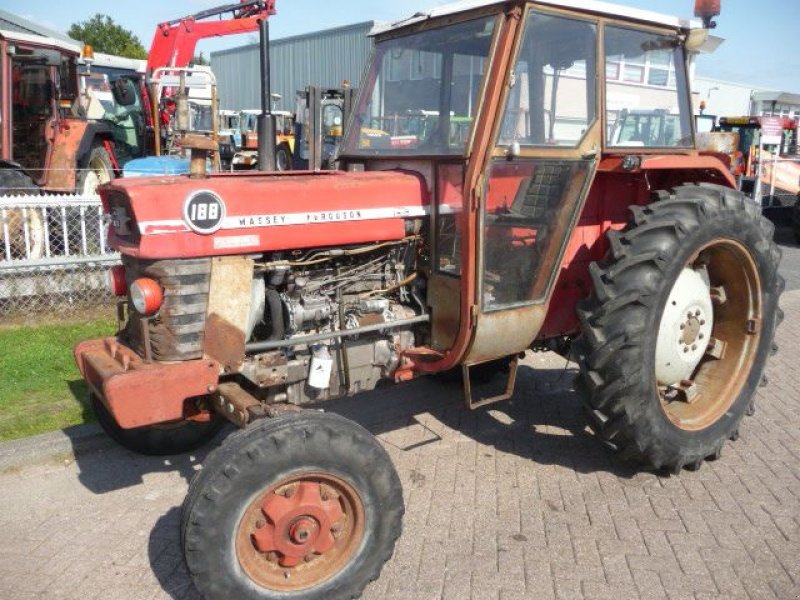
xmin=130 ymin=278 xmax=163 ymax=316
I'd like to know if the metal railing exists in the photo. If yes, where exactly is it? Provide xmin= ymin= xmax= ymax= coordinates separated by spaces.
xmin=754 ymin=156 xmax=800 ymax=207
xmin=0 ymin=194 xmax=120 ymax=317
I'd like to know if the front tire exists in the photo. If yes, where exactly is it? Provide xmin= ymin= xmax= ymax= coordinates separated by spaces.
xmin=793 ymin=196 xmax=800 ymax=244
xmin=577 ymin=184 xmax=783 ymax=472
xmin=77 ymin=144 xmax=115 ymax=195
xmin=275 ymin=143 xmax=292 ymax=172
xmin=91 ymin=394 xmax=225 ymax=456
xmin=182 ymin=411 xmax=403 ymax=600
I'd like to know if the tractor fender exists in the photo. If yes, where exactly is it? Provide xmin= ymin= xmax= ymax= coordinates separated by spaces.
xmin=76 ymin=122 xmax=115 ymax=163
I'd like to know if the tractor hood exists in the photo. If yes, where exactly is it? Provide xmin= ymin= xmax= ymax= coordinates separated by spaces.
xmin=100 ymin=170 xmax=430 ymax=260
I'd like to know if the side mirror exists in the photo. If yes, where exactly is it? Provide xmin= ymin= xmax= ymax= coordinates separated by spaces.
xmin=113 ymin=79 xmax=137 ymax=107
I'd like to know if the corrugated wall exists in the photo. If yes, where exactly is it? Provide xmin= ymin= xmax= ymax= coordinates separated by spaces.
xmin=211 ymin=21 xmax=374 ymax=111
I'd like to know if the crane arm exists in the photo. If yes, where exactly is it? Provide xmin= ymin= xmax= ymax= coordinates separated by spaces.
xmin=147 ymin=0 xmax=276 ymax=72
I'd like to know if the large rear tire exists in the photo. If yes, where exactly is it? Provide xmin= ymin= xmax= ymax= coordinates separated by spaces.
xmin=182 ymin=411 xmax=403 ymax=600
xmin=0 ymin=168 xmax=44 ymax=260
xmin=577 ymin=184 xmax=783 ymax=473
xmin=91 ymin=394 xmax=225 ymax=456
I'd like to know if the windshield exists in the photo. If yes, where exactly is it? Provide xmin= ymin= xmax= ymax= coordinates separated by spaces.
xmin=344 ymin=16 xmax=497 ymax=156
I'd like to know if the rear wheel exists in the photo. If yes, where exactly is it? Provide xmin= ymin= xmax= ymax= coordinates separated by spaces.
xmin=182 ymin=411 xmax=403 ymax=600
xmin=77 ymin=144 xmax=114 ymax=195
xmin=0 ymin=168 xmax=44 ymax=260
xmin=793 ymin=196 xmax=800 ymax=244
xmin=577 ymin=184 xmax=783 ymax=472
xmin=91 ymin=394 xmax=225 ymax=456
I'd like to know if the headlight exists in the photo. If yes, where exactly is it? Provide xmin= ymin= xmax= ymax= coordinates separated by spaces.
xmin=130 ymin=278 xmax=163 ymax=316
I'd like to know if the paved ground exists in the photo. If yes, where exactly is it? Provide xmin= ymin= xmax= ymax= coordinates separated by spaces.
xmin=1 ymin=237 xmax=799 ymax=600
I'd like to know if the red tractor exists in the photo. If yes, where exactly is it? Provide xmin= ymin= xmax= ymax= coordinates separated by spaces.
xmin=75 ymin=1 xmax=783 ymax=598
xmin=0 ymin=30 xmax=119 ymax=194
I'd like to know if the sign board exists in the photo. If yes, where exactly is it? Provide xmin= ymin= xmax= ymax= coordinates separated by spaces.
xmin=761 ymin=116 xmax=784 ymax=146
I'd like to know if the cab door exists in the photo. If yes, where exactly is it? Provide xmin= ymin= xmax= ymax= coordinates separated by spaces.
xmin=10 ymin=46 xmax=60 ymax=185
xmin=465 ymin=7 xmax=601 ymax=363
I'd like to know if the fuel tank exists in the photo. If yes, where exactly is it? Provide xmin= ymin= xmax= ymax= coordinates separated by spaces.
xmin=101 ymin=170 xmax=430 ymax=259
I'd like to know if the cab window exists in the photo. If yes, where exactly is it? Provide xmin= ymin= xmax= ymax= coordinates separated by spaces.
xmin=499 ymin=11 xmax=597 ymax=148
xmin=604 ymin=26 xmax=692 ymax=148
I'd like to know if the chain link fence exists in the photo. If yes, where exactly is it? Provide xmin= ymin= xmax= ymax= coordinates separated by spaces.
xmin=0 ymin=194 xmax=120 ymax=319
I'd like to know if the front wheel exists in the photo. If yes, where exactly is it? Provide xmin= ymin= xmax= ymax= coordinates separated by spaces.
xmin=275 ymin=143 xmax=292 ymax=172
xmin=182 ymin=411 xmax=403 ymax=600
xmin=77 ymin=144 xmax=114 ymax=195
xmin=793 ymin=196 xmax=800 ymax=244
xmin=578 ymin=184 xmax=784 ymax=472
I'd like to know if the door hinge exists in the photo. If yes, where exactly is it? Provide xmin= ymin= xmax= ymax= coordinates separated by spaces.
xmin=469 ymin=304 xmax=479 ymax=328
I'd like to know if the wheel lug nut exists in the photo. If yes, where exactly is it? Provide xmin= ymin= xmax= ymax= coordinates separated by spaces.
xmin=680 ymin=324 xmax=686 ymax=330
xmin=304 ymin=553 xmax=316 ymax=563
xmin=692 ymin=345 xmax=697 ymax=351
xmin=256 ymin=519 xmax=266 ymax=529
xmin=266 ymin=552 xmax=279 ymax=563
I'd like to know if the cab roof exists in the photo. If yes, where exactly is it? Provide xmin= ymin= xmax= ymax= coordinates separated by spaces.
xmin=371 ymin=0 xmax=701 ymax=36
xmin=0 ymin=28 xmax=81 ymax=54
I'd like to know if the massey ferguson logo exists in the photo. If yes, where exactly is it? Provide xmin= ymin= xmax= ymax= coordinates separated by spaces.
xmin=184 ymin=191 xmax=226 ymax=235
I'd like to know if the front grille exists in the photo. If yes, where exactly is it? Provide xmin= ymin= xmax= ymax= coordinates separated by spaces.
xmin=106 ymin=191 xmax=140 ymax=244
xmin=123 ymin=257 xmax=212 ymax=361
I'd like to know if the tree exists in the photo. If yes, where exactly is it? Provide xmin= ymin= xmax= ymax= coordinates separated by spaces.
xmin=68 ymin=15 xmax=148 ymax=60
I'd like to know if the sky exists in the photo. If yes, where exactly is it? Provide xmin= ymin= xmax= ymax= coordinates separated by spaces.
xmin=4 ymin=0 xmax=799 ymax=92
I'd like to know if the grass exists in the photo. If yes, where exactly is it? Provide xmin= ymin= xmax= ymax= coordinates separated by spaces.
xmin=0 ymin=318 xmax=114 ymax=442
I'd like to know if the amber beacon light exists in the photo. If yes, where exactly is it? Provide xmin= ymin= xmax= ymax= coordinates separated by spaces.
xmin=694 ymin=0 xmax=721 ymax=28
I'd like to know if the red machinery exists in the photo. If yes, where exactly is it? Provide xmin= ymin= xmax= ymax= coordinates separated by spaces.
xmin=147 ymin=0 xmax=275 ymax=71
xmin=75 ymin=2 xmax=785 ymax=599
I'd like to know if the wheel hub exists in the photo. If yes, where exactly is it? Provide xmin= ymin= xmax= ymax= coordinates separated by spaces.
xmin=655 ymin=268 xmax=715 ymax=386
xmin=251 ymin=481 xmax=345 ymax=567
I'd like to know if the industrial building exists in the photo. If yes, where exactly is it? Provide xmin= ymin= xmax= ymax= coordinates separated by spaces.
xmin=211 ymin=20 xmax=800 ymax=120
xmin=211 ymin=21 xmax=375 ymax=112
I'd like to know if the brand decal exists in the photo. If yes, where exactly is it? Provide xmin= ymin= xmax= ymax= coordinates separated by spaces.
xmin=141 ymin=205 xmax=429 ymax=236
xmin=183 ymin=191 xmax=226 ymax=235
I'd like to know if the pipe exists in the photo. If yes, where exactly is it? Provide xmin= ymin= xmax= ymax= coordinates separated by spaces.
xmin=246 ymin=314 xmax=430 ymax=354
xmin=265 ymin=287 xmax=285 ymax=341
xmin=257 ymin=17 xmax=276 ymax=171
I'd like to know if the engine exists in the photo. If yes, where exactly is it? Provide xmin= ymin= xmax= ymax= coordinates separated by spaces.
xmin=238 ymin=236 xmax=427 ymax=405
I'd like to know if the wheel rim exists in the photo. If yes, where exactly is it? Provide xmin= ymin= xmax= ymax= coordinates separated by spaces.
xmin=83 ymin=156 xmax=111 ymax=195
xmin=235 ymin=472 xmax=365 ymax=592
xmin=657 ymin=239 xmax=762 ymax=431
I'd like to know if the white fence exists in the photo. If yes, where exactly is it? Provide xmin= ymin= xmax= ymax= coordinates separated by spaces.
xmin=0 ymin=194 xmax=120 ymax=316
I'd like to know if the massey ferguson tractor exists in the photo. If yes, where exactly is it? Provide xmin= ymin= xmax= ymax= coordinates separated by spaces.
xmin=74 ymin=1 xmax=784 ymax=598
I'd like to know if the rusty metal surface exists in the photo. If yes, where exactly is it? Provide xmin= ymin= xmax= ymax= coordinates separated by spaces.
xmin=696 ymin=131 xmax=740 ymax=155
xmin=215 ymin=382 xmax=260 ymax=428
xmin=73 ymin=337 xmax=220 ymax=429
xmin=45 ymin=119 xmax=86 ymax=192
xmin=465 ymin=304 xmax=547 ymax=364
xmin=203 ymin=256 xmax=254 ymax=371
xmin=235 ymin=473 xmax=365 ymax=592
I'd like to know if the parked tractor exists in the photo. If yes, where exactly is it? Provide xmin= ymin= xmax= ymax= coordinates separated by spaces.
xmin=74 ymin=1 xmax=783 ymax=598
xmin=0 ymin=30 xmax=122 ymax=195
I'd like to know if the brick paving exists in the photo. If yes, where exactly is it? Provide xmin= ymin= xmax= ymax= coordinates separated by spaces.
xmin=1 ymin=250 xmax=799 ymax=599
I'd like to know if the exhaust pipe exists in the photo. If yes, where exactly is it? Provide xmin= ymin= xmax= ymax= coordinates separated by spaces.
xmin=257 ymin=17 xmax=277 ymax=171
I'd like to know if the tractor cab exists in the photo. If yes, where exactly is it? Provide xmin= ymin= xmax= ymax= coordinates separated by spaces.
xmin=0 ymin=30 xmax=83 ymax=191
